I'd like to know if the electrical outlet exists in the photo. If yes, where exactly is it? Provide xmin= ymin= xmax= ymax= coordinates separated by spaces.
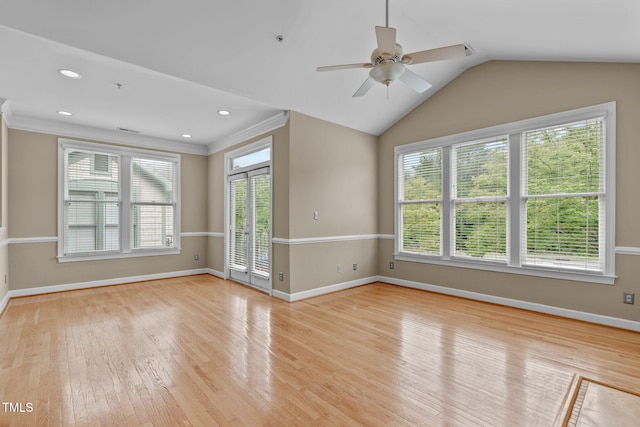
xmin=389 ymin=261 xmax=395 ymax=270
xmin=337 ymin=265 xmax=342 ymax=273
xmin=353 ymin=263 xmax=357 ymax=271
xmin=623 ymin=292 xmax=635 ymax=304
xmin=279 ymin=272 xmax=284 ymax=281
xmin=194 ymin=254 xmax=199 ymax=261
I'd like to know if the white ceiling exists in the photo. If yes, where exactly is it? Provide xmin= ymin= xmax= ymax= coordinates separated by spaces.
xmin=1 ymin=0 xmax=639 ymax=154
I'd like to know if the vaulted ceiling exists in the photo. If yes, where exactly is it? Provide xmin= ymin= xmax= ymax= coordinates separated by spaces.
xmin=1 ymin=0 xmax=638 ymax=153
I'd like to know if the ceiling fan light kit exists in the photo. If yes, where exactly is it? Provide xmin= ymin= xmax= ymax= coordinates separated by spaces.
xmin=317 ymin=0 xmax=471 ymax=97
xmin=370 ymin=61 xmax=404 ymax=86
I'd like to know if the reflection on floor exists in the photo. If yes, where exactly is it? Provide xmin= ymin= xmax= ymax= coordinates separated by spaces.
xmin=565 ymin=377 xmax=640 ymax=427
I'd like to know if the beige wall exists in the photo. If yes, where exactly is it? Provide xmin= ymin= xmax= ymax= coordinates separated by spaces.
xmin=289 ymin=239 xmax=377 ymax=293
xmin=1 ymin=113 xmax=7 ymax=228
xmin=287 ymin=112 xmax=378 ymax=294
xmin=182 ymin=153 xmax=208 ymax=233
xmin=7 ymin=129 xmax=208 ymax=291
xmin=206 ymin=112 xmax=378 ymax=295
xmin=288 ymin=112 xmax=377 ymax=238
xmin=0 ymin=115 xmax=8 ymax=304
xmin=379 ymin=61 xmax=640 ymax=321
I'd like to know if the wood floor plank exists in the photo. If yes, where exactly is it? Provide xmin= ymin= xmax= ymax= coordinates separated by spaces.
xmin=1 ymin=275 xmax=640 ymax=426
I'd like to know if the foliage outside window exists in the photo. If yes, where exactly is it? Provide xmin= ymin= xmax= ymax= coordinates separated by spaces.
xmin=453 ymin=137 xmax=509 ymax=261
xmin=395 ymin=103 xmax=615 ymax=283
xmin=399 ymin=148 xmax=442 ymax=255
xmin=58 ymin=140 xmax=180 ymax=261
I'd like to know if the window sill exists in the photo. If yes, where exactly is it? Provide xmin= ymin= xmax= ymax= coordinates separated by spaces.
xmin=394 ymin=252 xmax=616 ymax=285
xmin=57 ymin=248 xmax=181 ymax=263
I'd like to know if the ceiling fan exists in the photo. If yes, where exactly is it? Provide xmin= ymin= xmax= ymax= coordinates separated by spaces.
xmin=316 ymin=0 xmax=472 ymax=97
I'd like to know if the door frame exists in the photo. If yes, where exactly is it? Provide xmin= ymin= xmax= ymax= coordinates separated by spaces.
xmin=223 ymin=136 xmax=273 ymax=295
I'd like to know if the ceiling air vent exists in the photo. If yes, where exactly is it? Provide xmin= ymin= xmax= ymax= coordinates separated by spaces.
xmin=117 ymin=127 xmax=140 ymax=134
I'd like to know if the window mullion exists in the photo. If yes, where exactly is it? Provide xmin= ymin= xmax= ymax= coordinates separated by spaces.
xmin=120 ymin=155 xmax=132 ymax=253
xmin=442 ymin=147 xmax=451 ymax=259
xmin=508 ymin=133 xmax=521 ymax=267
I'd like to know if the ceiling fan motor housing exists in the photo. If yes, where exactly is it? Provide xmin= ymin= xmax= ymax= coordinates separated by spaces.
xmin=370 ymin=44 xmax=404 ymax=65
xmin=370 ymin=44 xmax=405 ymax=85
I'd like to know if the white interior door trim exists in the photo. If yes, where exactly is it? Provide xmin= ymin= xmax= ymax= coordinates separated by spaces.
xmin=223 ymin=136 xmax=273 ymax=295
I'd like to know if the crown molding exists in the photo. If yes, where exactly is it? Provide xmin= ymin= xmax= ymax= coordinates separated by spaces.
xmin=207 ymin=110 xmax=289 ymax=155
xmin=1 ymin=99 xmax=11 ymax=123
xmin=3 ymin=107 xmax=290 ymax=157
xmin=4 ymin=112 xmax=210 ymax=155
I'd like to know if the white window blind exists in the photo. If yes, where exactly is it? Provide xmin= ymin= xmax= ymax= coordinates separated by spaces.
xmin=59 ymin=140 xmax=180 ymax=261
xmin=251 ymin=173 xmax=270 ymax=276
xmin=398 ymin=148 xmax=442 ymax=255
xmin=131 ymin=158 xmax=175 ymax=249
xmin=229 ymin=177 xmax=248 ymax=270
xmin=64 ymin=150 xmax=120 ymax=255
xmin=522 ymin=118 xmax=604 ymax=272
xmin=394 ymin=103 xmax=615 ymax=283
xmin=452 ymin=137 xmax=508 ymax=262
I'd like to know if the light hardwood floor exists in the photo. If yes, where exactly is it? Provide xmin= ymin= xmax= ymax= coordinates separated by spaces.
xmin=1 ymin=275 xmax=639 ymax=426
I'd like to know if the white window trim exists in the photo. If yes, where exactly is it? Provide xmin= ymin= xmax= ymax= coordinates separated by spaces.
xmin=394 ymin=102 xmax=616 ymax=284
xmin=57 ymin=139 xmax=181 ymax=262
xmin=223 ymin=136 xmax=273 ymax=288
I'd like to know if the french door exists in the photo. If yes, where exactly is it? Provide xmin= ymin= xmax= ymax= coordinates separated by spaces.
xmin=228 ymin=167 xmax=271 ymax=291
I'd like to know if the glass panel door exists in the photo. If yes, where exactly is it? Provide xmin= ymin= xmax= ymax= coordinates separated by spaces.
xmin=249 ymin=170 xmax=270 ymax=289
xmin=228 ymin=168 xmax=270 ymax=291
xmin=229 ymin=175 xmax=248 ymax=274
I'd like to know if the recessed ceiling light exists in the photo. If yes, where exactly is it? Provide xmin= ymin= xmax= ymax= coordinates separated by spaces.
xmin=57 ymin=69 xmax=82 ymax=79
xmin=217 ymin=110 xmax=231 ymax=116
xmin=181 ymin=134 xmax=192 ymax=138
xmin=57 ymin=110 xmax=73 ymax=116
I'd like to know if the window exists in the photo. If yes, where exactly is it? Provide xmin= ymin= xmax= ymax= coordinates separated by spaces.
xmin=58 ymin=139 xmax=180 ymax=261
xmin=91 ymin=153 xmax=111 ymax=174
xmin=230 ymin=146 xmax=270 ymax=171
xmin=398 ymin=148 xmax=442 ymax=255
xmin=131 ymin=157 xmax=176 ymax=249
xmin=395 ymin=103 xmax=615 ymax=283
xmin=453 ymin=136 xmax=509 ymax=261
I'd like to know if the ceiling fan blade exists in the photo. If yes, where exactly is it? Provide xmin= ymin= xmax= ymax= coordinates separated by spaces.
xmin=399 ymin=68 xmax=432 ymax=93
xmin=402 ymin=44 xmax=469 ymax=65
xmin=353 ymin=77 xmax=376 ymax=97
xmin=316 ymin=63 xmax=373 ymax=72
xmin=375 ymin=26 xmax=397 ymax=55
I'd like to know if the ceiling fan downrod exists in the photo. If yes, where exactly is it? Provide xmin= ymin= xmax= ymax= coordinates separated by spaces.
xmin=385 ymin=0 xmax=389 ymax=27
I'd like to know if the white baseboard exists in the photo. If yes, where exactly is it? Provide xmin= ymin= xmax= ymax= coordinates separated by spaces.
xmin=377 ymin=275 xmax=640 ymax=333
xmin=272 ymin=276 xmax=377 ymax=302
xmin=0 ymin=290 xmax=9 ymax=316
xmin=8 ymin=268 xmax=211 ymax=298
xmin=206 ymin=268 xmax=225 ymax=279
xmin=5 ymin=267 xmax=638 ymax=333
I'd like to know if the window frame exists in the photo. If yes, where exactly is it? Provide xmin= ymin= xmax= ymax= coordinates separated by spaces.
xmin=394 ymin=102 xmax=616 ymax=284
xmin=58 ymin=139 xmax=181 ymax=262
